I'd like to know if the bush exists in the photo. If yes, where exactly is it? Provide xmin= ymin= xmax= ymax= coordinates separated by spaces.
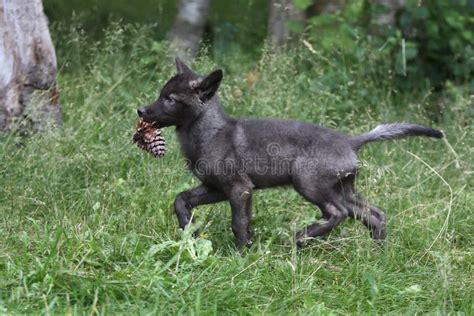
xmin=299 ymin=0 xmax=474 ymax=91
xmin=395 ymin=0 xmax=474 ymax=88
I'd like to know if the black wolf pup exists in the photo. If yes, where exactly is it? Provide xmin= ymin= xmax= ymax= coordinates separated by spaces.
xmin=137 ymin=58 xmax=443 ymax=248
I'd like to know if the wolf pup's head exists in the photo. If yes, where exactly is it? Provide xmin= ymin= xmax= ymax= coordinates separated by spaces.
xmin=137 ymin=58 xmax=223 ymax=128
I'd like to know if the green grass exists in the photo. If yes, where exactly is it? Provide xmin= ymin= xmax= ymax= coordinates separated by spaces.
xmin=1 ymin=26 xmax=473 ymax=314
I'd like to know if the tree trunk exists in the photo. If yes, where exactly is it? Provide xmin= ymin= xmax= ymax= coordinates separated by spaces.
xmin=268 ymin=0 xmax=306 ymax=47
xmin=367 ymin=0 xmax=405 ymax=35
xmin=0 ymin=0 xmax=61 ymax=131
xmin=167 ymin=0 xmax=210 ymax=58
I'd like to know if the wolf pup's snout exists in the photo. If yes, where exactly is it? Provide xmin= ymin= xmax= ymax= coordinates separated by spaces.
xmin=137 ymin=107 xmax=145 ymax=117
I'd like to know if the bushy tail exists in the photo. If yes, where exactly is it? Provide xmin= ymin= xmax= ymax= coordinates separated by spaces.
xmin=351 ymin=123 xmax=443 ymax=150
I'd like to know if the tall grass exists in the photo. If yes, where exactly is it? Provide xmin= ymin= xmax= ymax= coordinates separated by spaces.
xmin=0 ymin=24 xmax=472 ymax=314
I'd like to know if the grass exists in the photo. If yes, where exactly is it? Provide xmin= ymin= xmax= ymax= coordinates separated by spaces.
xmin=1 ymin=26 xmax=473 ymax=314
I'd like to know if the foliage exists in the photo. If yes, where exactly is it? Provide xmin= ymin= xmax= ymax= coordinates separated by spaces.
xmin=44 ymin=0 xmax=473 ymax=90
xmin=1 ymin=23 xmax=473 ymax=314
xmin=43 ymin=0 xmax=269 ymax=60
xmin=396 ymin=0 xmax=474 ymax=87
xmin=302 ymin=0 xmax=365 ymax=52
xmin=367 ymin=0 xmax=474 ymax=88
xmin=298 ymin=0 xmax=474 ymax=90
xmin=44 ymin=0 xmax=176 ymax=39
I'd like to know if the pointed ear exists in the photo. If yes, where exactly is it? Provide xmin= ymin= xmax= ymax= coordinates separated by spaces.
xmin=194 ymin=69 xmax=223 ymax=101
xmin=175 ymin=57 xmax=193 ymax=74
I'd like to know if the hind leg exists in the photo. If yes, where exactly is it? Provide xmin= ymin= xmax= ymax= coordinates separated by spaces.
xmin=292 ymin=171 xmax=350 ymax=246
xmin=347 ymin=193 xmax=387 ymax=240
xmin=295 ymin=200 xmax=349 ymax=247
xmin=338 ymin=176 xmax=387 ymax=240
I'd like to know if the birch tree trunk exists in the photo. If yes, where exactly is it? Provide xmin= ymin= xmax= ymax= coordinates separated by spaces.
xmin=0 ymin=0 xmax=61 ymax=131
xmin=268 ymin=0 xmax=306 ymax=47
xmin=167 ymin=0 xmax=210 ymax=58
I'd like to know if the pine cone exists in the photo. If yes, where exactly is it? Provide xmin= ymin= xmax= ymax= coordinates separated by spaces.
xmin=133 ymin=119 xmax=166 ymax=158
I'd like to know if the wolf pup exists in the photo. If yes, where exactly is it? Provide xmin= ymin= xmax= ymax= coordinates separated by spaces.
xmin=137 ymin=58 xmax=443 ymax=248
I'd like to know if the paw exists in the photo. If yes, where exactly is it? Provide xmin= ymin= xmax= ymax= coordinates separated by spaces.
xmin=371 ymin=227 xmax=386 ymax=241
xmin=296 ymin=234 xmax=313 ymax=248
xmin=235 ymin=239 xmax=253 ymax=249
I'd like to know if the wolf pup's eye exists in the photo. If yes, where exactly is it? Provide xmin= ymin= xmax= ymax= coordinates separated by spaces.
xmin=164 ymin=96 xmax=175 ymax=104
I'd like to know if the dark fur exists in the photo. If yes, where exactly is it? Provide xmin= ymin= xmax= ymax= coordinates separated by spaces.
xmin=137 ymin=58 xmax=443 ymax=248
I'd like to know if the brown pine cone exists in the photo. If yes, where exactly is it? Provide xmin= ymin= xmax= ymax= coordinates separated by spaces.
xmin=133 ymin=119 xmax=166 ymax=158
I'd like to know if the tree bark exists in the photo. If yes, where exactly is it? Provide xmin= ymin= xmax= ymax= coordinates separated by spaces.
xmin=0 ymin=0 xmax=61 ymax=131
xmin=167 ymin=0 xmax=210 ymax=58
xmin=268 ymin=0 xmax=306 ymax=47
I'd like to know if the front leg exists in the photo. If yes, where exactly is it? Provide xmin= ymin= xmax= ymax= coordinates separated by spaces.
xmin=174 ymin=185 xmax=227 ymax=229
xmin=227 ymin=183 xmax=253 ymax=249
